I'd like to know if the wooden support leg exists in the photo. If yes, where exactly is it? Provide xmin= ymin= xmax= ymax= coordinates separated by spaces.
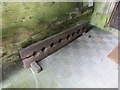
xmin=30 ymin=61 xmax=42 ymax=73
xmin=82 ymin=33 xmax=91 ymax=38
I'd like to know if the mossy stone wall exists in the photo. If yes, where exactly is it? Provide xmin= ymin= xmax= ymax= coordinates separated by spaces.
xmin=1 ymin=2 xmax=93 ymax=65
xmin=90 ymin=1 xmax=118 ymax=31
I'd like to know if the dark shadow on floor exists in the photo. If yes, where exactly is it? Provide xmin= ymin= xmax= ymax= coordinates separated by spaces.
xmin=2 ymin=60 xmax=23 ymax=83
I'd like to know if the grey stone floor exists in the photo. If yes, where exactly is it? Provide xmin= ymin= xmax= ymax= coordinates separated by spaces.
xmin=1 ymin=27 xmax=118 ymax=88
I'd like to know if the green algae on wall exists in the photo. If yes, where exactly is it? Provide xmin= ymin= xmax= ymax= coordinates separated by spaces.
xmin=90 ymin=1 xmax=118 ymax=31
xmin=83 ymin=2 xmax=88 ymax=6
xmin=2 ymin=2 xmax=76 ymax=64
xmin=1 ymin=2 xmax=93 ymax=65
xmin=2 ymin=2 xmax=76 ymax=46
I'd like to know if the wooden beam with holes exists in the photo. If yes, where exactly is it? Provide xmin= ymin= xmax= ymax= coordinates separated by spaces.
xmin=19 ymin=21 xmax=91 ymax=72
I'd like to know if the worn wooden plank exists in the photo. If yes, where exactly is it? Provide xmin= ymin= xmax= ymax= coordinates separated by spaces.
xmin=19 ymin=21 xmax=91 ymax=68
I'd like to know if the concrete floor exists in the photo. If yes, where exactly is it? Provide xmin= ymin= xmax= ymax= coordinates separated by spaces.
xmin=1 ymin=27 xmax=118 ymax=88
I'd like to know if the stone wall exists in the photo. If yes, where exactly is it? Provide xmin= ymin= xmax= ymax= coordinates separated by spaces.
xmin=1 ymin=2 xmax=93 ymax=65
xmin=90 ymin=1 xmax=118 ymax=31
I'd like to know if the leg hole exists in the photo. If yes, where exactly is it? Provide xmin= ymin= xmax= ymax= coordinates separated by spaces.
xmin=82 ymin=27 xmax=85 ymax=30
xmin=59 ymin=39 xmax=63 ymax=43
xmin=77 ymin=29 xmax=80 ymax=34
xmin=50 ymin=43 xmax=54 ymax=47
xmin=72 ymin=32 xmax=75 ymax=36
xmin=41 ymin=47 xmax=46 ymax=52
xmin=67 ymin=35 xmax=70 ymax=40
xmin=33 ymin=51 xmax=37 ymax=56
